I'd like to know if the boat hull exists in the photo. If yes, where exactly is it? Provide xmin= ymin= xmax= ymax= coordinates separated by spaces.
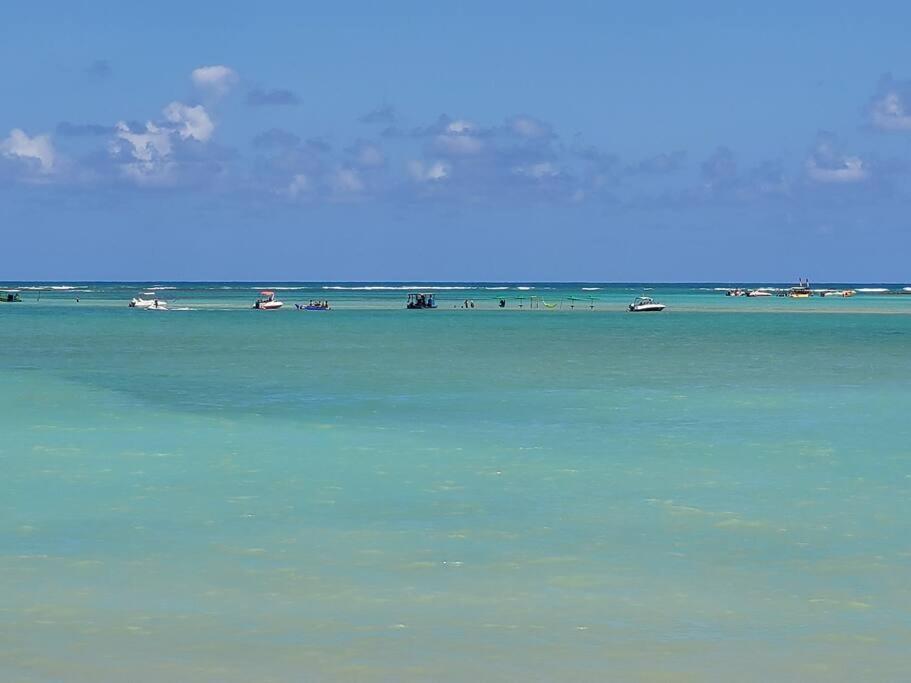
xmin=130 ymin=298 xmax=167 ymax=309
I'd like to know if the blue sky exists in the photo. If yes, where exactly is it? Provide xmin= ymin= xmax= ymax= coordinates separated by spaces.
xmin=2 ymin=0 xmax=911 ymax=281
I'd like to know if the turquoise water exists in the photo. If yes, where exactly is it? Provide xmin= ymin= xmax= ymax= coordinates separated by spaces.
xmin=2 ymin=284 xmax=911 ymax=682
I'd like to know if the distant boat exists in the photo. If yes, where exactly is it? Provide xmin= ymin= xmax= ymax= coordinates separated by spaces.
xmin=628 ymin=296 xmax=666 ymax=312
xmin=129 ymin=292 xmax=167 ymax=309
xmin=295 ymin=300 xmax=331 ymax=311
xmin=788 ymin=278 xmax=813 ymax=298
xmin=746 ymin=289 xmax=773 ymax=297
xmin=254 ymin=290 xmax=283 ymax=310
xmin=406 ymin=292 xmax=436 ymax=309
xmin=821 ymin=290 xmax=856 ymax=297
xmin=726 ymin=288 xmax=747 ymax=296
xmin=1 ymin=290 xmax=22 ymax=303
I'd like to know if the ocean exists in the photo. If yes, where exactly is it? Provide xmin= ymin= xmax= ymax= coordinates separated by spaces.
xmin=1 ymin=283 xmax=910 ymax=681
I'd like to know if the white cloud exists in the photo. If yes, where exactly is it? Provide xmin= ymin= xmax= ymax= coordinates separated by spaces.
xmin=446 ymin=119 xmax=474 ymax=134
xmin=111 ymin=121 xmax=174 ymax=183
xmin=805 ymin=135 xmax=869 ymax=184
xmin=806 ymin=156 xmax=869 ymax=183
xmin=1 ymin=128 xmax=55 ymax=172
xmin=109 ymin=101 xmax=215 ymax=184
xmin=870 ymin=91 xmax=911 ymax=131
xmin=191 ymin=65 xmax=238 ymax=95
xmin=164 ymin=102 xmax=214 ymax=142
xmin=407 ymin=160 xmax=449 ymax=182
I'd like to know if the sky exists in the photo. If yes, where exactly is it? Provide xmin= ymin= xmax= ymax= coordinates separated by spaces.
xmin=2 ymin=0 xmax=911 ymax=282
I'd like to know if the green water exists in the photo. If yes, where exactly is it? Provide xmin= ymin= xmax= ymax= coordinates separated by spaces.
xmin=2 ymin=287 xmax=911 ymax=681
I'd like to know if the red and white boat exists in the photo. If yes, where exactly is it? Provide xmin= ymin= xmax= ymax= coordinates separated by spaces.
xmin=253 ymin=290 xmax=283 ymax=310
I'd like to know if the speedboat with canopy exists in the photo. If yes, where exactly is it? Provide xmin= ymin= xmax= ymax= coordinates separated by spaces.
xmin=254 ymin=291 xmax=283 ymax=310
xmin=628 ymin=296 xmax=666 ymax=312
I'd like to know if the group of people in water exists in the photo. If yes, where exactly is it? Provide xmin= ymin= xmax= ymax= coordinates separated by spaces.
xmin=296 ymin=300 xmax=331 ymax=310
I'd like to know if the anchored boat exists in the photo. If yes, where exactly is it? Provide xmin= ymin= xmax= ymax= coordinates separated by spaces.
xmin=254 ymin=291 xmax=283 ymax=310
xmin=628 ymin=296 xmax=666 ymax=312
xmin=788 ymin=278 xmax=813 ymax=298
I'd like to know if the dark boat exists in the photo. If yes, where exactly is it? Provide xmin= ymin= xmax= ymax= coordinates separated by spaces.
xmin=406 ymin=293 xmax=437 ymax=309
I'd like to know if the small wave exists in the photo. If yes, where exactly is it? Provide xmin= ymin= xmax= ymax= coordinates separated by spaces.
xmin=485 ymin=286 xmax=509 ymax=290
xmin=904 ymin=287 xmax=911 ymax=292
xmin=323 ymin=285 xmax=477 ymax=291
xmin=581 ymin=287 xmax=601 ymax=291
xmin=258 ymin=286 xmax=311 ymax=291
xmin=149 ymin=286 xmax=177 ymax=290
xmin=516 ymin=286 xmax=533 ymax=291
xmin=19 ymin=285 xmax=86 ymax=291
xmin=856 ymin=288 xmax=890 ymax=293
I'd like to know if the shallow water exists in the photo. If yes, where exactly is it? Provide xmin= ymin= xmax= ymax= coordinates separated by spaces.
xmin=2 ymin=284 xmax=910 ymax=681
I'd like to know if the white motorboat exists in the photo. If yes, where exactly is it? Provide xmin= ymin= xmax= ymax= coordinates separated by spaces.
xmin=254 ymin=290 xmax=283 ymax=310
xmin=130 ymin=292 xmax=168 ymax=309
xmin=746 ymin=289 xmax=773 ymax=297
xmin=628 ymin=296 xmax=666 ymax=312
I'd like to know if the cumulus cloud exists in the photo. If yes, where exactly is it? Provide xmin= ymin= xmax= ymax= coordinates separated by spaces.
xmin=1 ymin=128 xmax=55 ymax=173
xmin=434 ymin=121 xmax=484 ymax=156
xmin=805 ymin=133 xmax=869 ymax=183
xmin=110 ymin=121 xmax=173 ymax=183
xmin=247 ymin=88 xmax=300 ymax=106
xmin=868 ymin=74 xmax=911 ymax=131
xmin=163 ymin=102 xmax=215 ymax=142
xmin=191 ymin=65 xmax=238 ymax=96
xmin=107 ymin=102 xmax=215 ymax=183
